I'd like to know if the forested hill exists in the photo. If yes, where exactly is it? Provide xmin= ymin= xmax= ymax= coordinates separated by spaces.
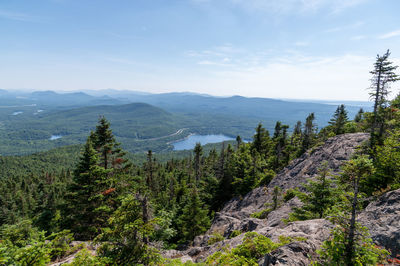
xmin=0 ymin=103 xmax=184 ymax=155
xmin=86 ymin=90 xmax=370 ymax=126
xmin=0 ymin=89 xmax=370 ymax=156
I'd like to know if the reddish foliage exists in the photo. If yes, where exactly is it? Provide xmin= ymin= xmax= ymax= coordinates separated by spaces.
xmin=101 ymin=188 xmax=116 ymax=195
xmin=114 ymin=158 xmax=124 ymax=164
xmin=387 ymin=257 xmax=400 ymax=265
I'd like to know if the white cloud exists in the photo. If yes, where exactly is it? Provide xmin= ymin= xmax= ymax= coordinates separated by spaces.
xmin=185 ymin=54 xmax=377 ymax=100
xmin=379 ymin=29 xmax=400 ymax=39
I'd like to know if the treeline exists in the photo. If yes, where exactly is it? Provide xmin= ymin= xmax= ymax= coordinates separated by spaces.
xmin=1 ymin=50 xmax=400 ymax=265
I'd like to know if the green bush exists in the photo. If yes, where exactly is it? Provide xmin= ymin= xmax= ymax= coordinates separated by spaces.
xmin=229 ymin=230 xmax=242 ymax=239
xmin=207 ymin=233 xmax=225 ymax=245
xmin=250 ymin=208 xmax=272 ymax=219
xmin=66 ymin=248 xmax=111 ymax=266
xmin=312 ymin=224 xmax=389 ymax=266
xmin=283 ymin=188 xmax=296 ymax=202
xmin=206 ymin=232 xmax=300 ymax=265
xmin=0 ymin=220 xmax=51 ymax=265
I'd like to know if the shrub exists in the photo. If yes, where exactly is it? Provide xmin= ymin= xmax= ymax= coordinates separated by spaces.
xmin=206 ymin=232 xmax=301 ymax=265
xmin=66 ymin=248 xmax=111 ymax=266
xmin=207 ymin=233 xmax=225 ymax=245
xmin=283 ymin=189 xmax=296 ymax=202
xmin=250 ymin=208 xmax=272 ymax=219
xmin=229 ymin=230 xmax=242 ymax=239
xmin=312 ymin=224 xmax=389 ymax=266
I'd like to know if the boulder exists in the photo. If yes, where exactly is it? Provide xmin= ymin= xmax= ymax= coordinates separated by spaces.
xmin=358 ymin=188 xmax=400 ymax=256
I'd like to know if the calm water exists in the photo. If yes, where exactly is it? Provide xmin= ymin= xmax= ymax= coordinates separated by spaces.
xmin=49 ymin=135 xmax=62 ymax=140
xmin=173 ymin=134 xmax=234 ymax=150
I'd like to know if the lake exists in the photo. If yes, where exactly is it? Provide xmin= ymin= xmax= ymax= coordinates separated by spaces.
xmin=173 ymin=134 xmax=234 ymax=150
xmin=49 ymin=135 xmax=62 ymax=140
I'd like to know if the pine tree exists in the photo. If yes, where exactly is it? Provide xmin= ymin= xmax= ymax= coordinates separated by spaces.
xmin=178 ymin=188 xmax=210 ymax=242
xmin=354 ymin=108 xmax=364 ymax=123
xmin=146 ymin=150 xmax=155 ymax=193
xmin=91 ymin=116 xmax=130 ymax=171
xmin=329 ymin=104 xmax=348 ymax=135
xmin=97 ymin=193 xmax=160 ymax=264
xmin=193 ymin=143 xmax=203 ymax=185
xmin=252 ymin=123 xmax=270 ymax=155
xmin=315 ymin=156 xmax=389 ymax=265
xmin=341 ymin=156 xmax=375 ymax=265
xmin=369 ymin=50 xmax=399 ymax=149
xmin=64 ymin=136 xmax=108 ymax=240
xmin=272 ymin=121 xmax=289 ymax=170
xmin=300 ymin=113 xmax=316 ymax=154
xmin=236 ymin=135 xmax=242 ymax=149
xmin=290 ymin=162 xmax=339 ymax=220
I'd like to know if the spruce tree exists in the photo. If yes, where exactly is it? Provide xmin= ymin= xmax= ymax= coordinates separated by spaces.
xmin=329 ymin=104 xmax=348 ymax=135
xmin=193 ymin=143 xmax=203 ymax=185
xmin=290 ymin=162 xmax=339 ymax=220
xmin=354 ymin=108 xmax=364 ymax=123
xmin=369 ymin=50 xmax=399 ymax=149
xmin=91 ymin=116 xmax=130 ymax=171
xmin=300 ymin=113 xmax=316 ymax=154
xmin=252 ymin=123 xmax=270 ymax=155
xmin=64 ymin=136 xmax=108 ymax=240
xmin=178 ymin=188 xmax=210 ymax=242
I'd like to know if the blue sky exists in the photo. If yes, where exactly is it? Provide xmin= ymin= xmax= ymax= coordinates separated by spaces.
xmin=1 ymin=0 xmax=400 ymax=100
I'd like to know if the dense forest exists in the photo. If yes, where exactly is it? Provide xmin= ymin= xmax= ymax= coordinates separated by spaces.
xmin=1 ymin=50 xmax=399 ymax=265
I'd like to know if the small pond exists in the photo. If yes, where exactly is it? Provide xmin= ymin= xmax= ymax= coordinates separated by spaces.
xmin=173 ymin=134 xmax=234 ymax=150
xmin=49 ymin=135 xmax=62 ymax=140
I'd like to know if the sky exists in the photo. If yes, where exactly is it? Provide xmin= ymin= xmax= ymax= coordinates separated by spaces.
xmin=1 ymin=0 xmax=400 ymax=100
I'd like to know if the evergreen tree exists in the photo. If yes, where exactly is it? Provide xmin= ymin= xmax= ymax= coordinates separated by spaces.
xmin=178 ymin=188 xmax=210 ymax=242
xmin=252 ymin=123 xmax=270 ymax=155
xmin=193 ymin=142 xmax=203 ymax=185
xmin=97 ymin=193 xmax=160 ymax=264
xmin=316 ymin=156 xmax=389 ymax=265
xmin=236 ymin=135 xmax=242 ymax=149
xmin=300 ymin=113 xmax=316 ymax=154
xmin=64 ymin=136 xmax=108 ymax=240
xmin=369 ymin=50 xmax=399 ymax=149
xmin=329 ymin=104 xmax=348 ymax=135
xmin=354 ymin=108 xmax=364 ymax=123
xmin=289 ymin=162 xmax=339 ymax=220
xmin=341 ymin=156 xmax=375 ymax=265
xmin=272 ymin=121 xmax=289 ymax=170
xmin=146 ymin=150 xmax=155 ymax=193
xmin=91 ymin=116 xmax=130 ymax=171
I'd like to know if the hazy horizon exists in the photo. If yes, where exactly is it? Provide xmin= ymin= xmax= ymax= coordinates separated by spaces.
xmin=1 ymin=0 xmax=400 ymax=101
xmin=1 ymin=87 xmax=375 ymax=103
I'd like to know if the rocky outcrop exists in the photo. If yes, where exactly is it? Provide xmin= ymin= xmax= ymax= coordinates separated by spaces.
xmin=164 ymin=133 xmax=371 ymax=264
xmin=358 ymin=188 xmax=400 ymax=257
xmin=210 ymin=133 xmax=369 ymax=236
xmin=165 ymin=219 xmax=333 ymax=264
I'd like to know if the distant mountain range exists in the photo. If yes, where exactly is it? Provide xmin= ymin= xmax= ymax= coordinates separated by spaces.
xmin=0 ymin=89 xmax=372 ymax=156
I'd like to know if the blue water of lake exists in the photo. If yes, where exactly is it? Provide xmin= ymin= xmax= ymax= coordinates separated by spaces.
xmin=173 ymin=134 xmax=234 ymax=150
xmin=49 ymin=135 xmax=62 ymax=140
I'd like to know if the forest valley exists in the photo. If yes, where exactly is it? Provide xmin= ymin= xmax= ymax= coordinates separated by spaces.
xmin=1 ymin=50 xmax=400 ymax=265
